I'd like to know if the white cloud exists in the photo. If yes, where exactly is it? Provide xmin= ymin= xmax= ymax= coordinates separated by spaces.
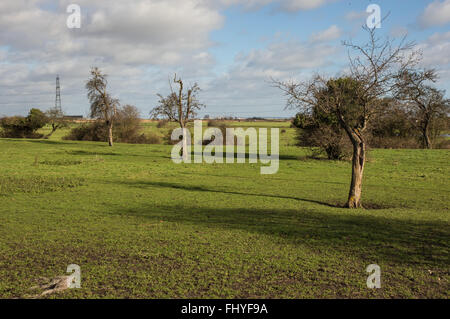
xmin=416 ymin=31 xmax=450 ymax=91
xmin=311 ymin=25 xmax=342 ymax=42
xmin=390 ymin=26 xmax=409 ymax=38
xmin=4 ymin=0 xmax=447 ymax=119
xmin=418 ymin=31 xmax=450 ymax=66
xmin=220 ymin=0 xmax=272 ymax=10
xmin=279 ymin=0 xmax=331 ymax=12
xmin=220 ymin=0 xmax=334 ymax=12
xmin=419 ymin=0 xmax=450 ymax=28
xmin=201 ymin=38 xmax=340 ymax=117
xmin=345 ymin=10 xmax=368 ymax=22
xmin=0 ymin=0 xmax=224 ymax=66
xmin=0 ymin=0 xmax=224 ymax=115
xmin=242 ymin=41 xmax=338 ymax=71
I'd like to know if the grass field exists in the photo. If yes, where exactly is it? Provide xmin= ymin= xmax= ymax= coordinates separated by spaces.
xmin=0 ymin=122 xmax=448 ymax=298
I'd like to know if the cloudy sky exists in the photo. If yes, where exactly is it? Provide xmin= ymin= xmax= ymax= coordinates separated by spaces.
xmin=0 ymin=0 xmax=449 ymax=118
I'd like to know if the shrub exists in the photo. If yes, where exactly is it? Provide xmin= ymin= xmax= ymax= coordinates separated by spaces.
xmin=27 ymin=108 xmax=48 ymax=131
xmin=293 ymin=112 xmax=351 ymax=160
xmin=0 ymin=108 xmax=47 ymax=138
xmin=0 ymin=116 xmax=30 ymax=138
xmin=297 ymin=125 xmax=352 ymax=160
xmin=164 ymin=129 xmax=183 ymax=145
xmin=293 ymin=102 xmax=449 ymax=154
xmin=63 ymin=105 xmax=163 ymax=145
xmin=370 ymin=104 xmax=417 ymax=138
xmin=292 ymin=113 xmax=309 ymax=129
xmin=435 ymin=138 xmax=450 ymax=149
xmin=114 ymin=105 xmax=143 ymax=143
xmin=64 ymin=122 xmax=163 ymax=144
xmin=368 ymin=136 xmax=420 ymax=149
xmin=157 ymin=119 xmax=169 ymax=128
xmin=62 ymin=122 xmax=107 ymax=142
xmin=366 ymin=101 xmax=450 ymax=149
xmin=207 ymin=119 xmax=223 ymax=127
xmin=128 ymin=132 xmax=162 ymax=144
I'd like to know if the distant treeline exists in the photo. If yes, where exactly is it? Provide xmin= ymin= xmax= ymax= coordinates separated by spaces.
xmin=1 ymin=105 xmax=448 ymax=152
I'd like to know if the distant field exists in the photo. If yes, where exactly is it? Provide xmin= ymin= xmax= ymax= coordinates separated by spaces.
xmin=36 ymin=120 xmax=297 ymax=147
xmin=0 ymin=121 xmax=448 ymax=298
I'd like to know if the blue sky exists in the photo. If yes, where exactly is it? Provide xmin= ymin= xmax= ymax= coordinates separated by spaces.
xmin=0 ymin=0 xmax=449 ymax=118
xmin=210 ymin=1 xmax=447 ymax=73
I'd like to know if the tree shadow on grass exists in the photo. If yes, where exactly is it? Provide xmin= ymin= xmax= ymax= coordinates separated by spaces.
xmin=66 ymin=150 xmax=121 ymax=156
xmin=106 ymin=179 xmax=449 ymax=268
xmin=176 ymin=171 xmax=349 ymax=187
xmin=116 ymin=179 xmax=398 ymax=209
xmin=21 ymin=139 xmax=113 ymax=147
xmin=117 ymin=179 xmax=339 ymax=208
xmin=0 ymin=139 xmax=78 ymax=146
xmin=191 ymin=151 xmax=301 ymax=161
xmin=111 ymin=199 xmax=449 ymax=269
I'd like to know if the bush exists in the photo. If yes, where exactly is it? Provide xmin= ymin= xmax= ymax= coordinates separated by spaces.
xmin=368 ymin=136 xmax=420 ymax=149
xmin=27 ymin=108 xmax=48 ymax=130
xmin=0 ymin=108 xmax=47 ymax=138
xmin=293 ymin=112 xmax=351 ymax=160
xmin=292 ymin=113 xmax=309 ymax=129
xmin=293 ymin=102 xmax=448 ymax=153
xmin=297 ymin=125 xmax=352 ymax=160
xmin=164 ymin=127 xmax=189 ymax=145
xmin=164 ymin=131 xmax=180 ymax=145
xmin=369 ymin=104 xmax=418 ymax=142
xmin=64 ymin=121 xmax=162 ymax=144
xmin=114 ymin=105 xmax=142 ymax=143
xmin=0 ymin=116 xmax=30 ymax=138
xmin=435 ymin=138 xmax=450 ymax=149
xmin=63 ymin=122 xmax=106 ymax=142
xmin=156 ymin=119 xmax=169 ymax=128
xmin=64 ymin=105 xmax=162 ymax=144
xmin=366 ymin=102 xmax=447 ymax=149
xmin=128 ymin=132 xmax=162 ymax=144
xmin=207 ymin=119 xmax=223 ymax=127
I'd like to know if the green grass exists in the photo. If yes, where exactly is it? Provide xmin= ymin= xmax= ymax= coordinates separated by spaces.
xmin=0 ymin=121 xmax=448 ymax=299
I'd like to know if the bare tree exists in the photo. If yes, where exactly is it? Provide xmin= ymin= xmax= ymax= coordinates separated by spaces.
xmin=150 ymin=74 xmax=204 ymax=160
xmin=86 ymin=67 xmax=119 ymax=146
xmin=45 ymin=107 xmax=68 ymax=139
xmin=274 ymin=26 xmax=419 ymax=208
xmin=395 ymin=69 xmax=450 ymax=149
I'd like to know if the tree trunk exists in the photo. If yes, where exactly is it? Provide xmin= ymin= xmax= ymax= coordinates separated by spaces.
xmin=423 ymin=124 xmax=432 ymax=149
xmin=346 ymin=138 xmax=366 ymax=209
xmin=45 ymin=125 xmax=57 ymax=139
xmin=108 ymin=122 xmax=113 ymax=147
xmin=180 ymin=123 xmax=188 ymax=161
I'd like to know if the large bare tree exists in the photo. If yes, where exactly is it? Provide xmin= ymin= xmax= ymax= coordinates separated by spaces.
xmin=86 ymin=67 xmax=119 ymax=146
xmin=395 ymin=69 xmax=450 ymax=149
xmin=274 ymin=26 xmax=419 ymax=208
xmin=150 ymin=74 xmax=204 ymax=160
